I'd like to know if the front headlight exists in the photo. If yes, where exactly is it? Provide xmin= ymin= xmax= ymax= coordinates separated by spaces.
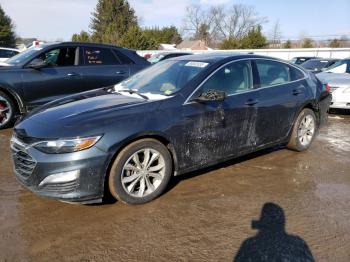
xmin=34 ymin=136 xmax=102 ymax=154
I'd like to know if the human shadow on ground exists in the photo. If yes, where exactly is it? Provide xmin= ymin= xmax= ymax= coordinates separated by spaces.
xmin=234 ymin=202 xmax=314 ymax=262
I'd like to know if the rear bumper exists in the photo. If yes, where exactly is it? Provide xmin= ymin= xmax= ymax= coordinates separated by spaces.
xmin=318 ymin=93 xmax=332 ymax=126
xmin=330 ymin=102 xmax=350 ymax=109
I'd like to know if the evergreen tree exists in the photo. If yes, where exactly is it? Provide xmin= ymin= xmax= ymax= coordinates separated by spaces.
xmin=72 ymin=31 xmax=91 ymax=42
xmin=0 ymin=4 xmax=16 ymax=48
xmin=220 ymin=26 xmax=267 ymax=49
xmin=329 ymin=39 xmax=341 ymax=48
xmin=143 ymin=26 xmax=182 ymax=46
xmin=240 ymin=26 xmax=267 ymax=49
xmin=90 ymin=0 xmax=138 ymax=45
xmin=301 ymin=38 xmax=313 ymax=48
xmin=283 ymin=40 xmax=292 ymax=48
xmin=120 ymin=26 xmax=156 ymax=50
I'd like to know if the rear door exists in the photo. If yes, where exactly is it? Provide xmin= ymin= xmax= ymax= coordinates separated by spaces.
xmin=80 ymin=46 xmax=131 ymax=90
xmin=253 ymin=59 xmax=307 ymax=145
xmin=21 ymin=45 xmax=86 ymax=109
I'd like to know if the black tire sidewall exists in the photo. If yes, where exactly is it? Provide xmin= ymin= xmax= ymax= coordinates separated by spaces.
xmin=109 ymin=139 xmax=172 ymax=205
xmin=0 ymin=91 xmax=16 ymax=129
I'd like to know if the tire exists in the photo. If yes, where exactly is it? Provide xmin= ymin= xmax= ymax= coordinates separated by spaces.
xmin=108 ymin=138 xmax=173 ymax=205
xmin=0 ymin=91 xmax=17 ymax=130
xmin=287 ymin=108 xmax=317 ymax=152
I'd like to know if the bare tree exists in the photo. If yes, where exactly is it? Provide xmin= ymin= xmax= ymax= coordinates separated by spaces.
xmin=182 ymin=3 xmax=267 ymax=46
xmin=270 ymin=20 xmax=282 ymax=46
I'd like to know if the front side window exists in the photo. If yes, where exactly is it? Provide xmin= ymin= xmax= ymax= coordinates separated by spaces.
xmin=35 ymin=47 xmax=78 ymax=67
xmin=197 ymin=60 xmax=253 ymax=96
xmin=84 ymin=47 xmax=120 ymax=65
xmin=256 ymin=60 xmax=292 ymax=87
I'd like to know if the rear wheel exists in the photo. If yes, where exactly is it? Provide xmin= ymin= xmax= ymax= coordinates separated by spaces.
xmin=287 ymin=108 xmax=317 ymax=151
xmin=108 ymin=139 xmax=173 ymax=205
xmin=0 ymin=91 xmax=17 ymax=130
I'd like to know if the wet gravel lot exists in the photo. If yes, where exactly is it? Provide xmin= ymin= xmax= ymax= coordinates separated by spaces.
xmin=0 ymin=114 xmax=349 ymax=261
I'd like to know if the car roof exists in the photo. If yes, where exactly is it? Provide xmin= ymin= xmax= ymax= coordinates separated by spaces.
xmin=39 ymin=42 xmax=132 ymax=51
xmin=306 ymin=58 xmax=339 ymax=62
xmin=169 ymin=53 xmax=279 ymax=63
xmin=0 ymin=47 xmax=20 ymax=52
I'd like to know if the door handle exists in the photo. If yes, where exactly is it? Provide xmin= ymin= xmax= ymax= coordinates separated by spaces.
xmin=292 ymin=88 xmax=303 ymax=95
xmin=116 ymin=70 xmax=126 ymax=75
xmin=245 ymin=99 xmax=259 ymax=106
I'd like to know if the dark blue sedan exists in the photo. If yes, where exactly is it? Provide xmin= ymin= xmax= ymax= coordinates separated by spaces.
xmin=11 ymin=53 xmax=331 ymax=205
xmin=0 ymin=42 xmax=149 ymax=129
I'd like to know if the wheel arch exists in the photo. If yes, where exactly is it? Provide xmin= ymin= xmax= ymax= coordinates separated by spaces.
xmin=0 ymin=86 xmax=25 ymax=114
xmin=102 ymin=132 xmax=180 ymax=198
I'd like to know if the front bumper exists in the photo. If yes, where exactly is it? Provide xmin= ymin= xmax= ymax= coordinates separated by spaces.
xmin=330 ymin=102 xmax=350 ymax=109
xmin=10 ymin=136 xmax=110 ymax=203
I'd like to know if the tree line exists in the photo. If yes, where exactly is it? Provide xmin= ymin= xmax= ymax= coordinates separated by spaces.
xmin=0 ymin=0 xmax=348 ymax=49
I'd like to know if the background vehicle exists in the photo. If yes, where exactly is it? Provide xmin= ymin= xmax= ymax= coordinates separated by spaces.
xmin=148 ymin=52 xmax=192 ymax=64
xmin=300 ymin=58 xmax=339 ymax=73
xmin=0 ymin=47 xmax=20 ymax=62
xmin=291 ymin=56 xmax=318 ymax=65
xmin=12 ymin=54 xmax=331 ymax=205
xmin=0 ymin=42 xmax=149 ymax=129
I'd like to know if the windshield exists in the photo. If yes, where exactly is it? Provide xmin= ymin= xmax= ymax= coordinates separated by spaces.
xmin=6 ymin=45 xmax=48 ymax=65
xmin=302 ymin=60 xmax=328 ymax=70
xmin=115 ymin=60 xmax=209 ymax=96
xmin=325 ymin=60 xmax=348 ymax=73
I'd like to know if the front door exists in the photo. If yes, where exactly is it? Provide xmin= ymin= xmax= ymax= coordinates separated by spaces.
xmin=21 ymin=46 xmax=86 ymax=109
xmin=178 ymin=59 xmax=260 ymax=170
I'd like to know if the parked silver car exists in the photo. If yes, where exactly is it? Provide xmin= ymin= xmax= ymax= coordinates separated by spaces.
xmin=316 ymin=59 xmax=350 ymax=110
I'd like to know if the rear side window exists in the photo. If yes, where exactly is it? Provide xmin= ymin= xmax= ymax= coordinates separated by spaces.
xmin=114 ymin=50 xmax=134 ymax=64
xmin=256 ymin=60 xmax=292 ymax=87
xmin=84 ymin=47 xmax=120 ymax=65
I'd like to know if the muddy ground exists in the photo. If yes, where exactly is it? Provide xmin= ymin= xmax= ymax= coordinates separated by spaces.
xmin=0 ymin=113 xmax=350 ymax=262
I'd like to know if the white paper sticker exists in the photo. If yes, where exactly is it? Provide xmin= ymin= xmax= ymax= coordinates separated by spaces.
xmin=185 ymin=61 xmax=209 ymax=68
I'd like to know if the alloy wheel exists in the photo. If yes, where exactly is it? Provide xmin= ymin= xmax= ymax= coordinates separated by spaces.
xmin=121 ymin=148 xmax=165 ymax=198
xmin=0 ymin=96 xmax=12 ymax=126
xmin=297 ymin=114 xmax=315 ymax=147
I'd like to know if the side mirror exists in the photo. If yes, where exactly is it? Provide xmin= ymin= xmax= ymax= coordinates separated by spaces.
xmin=27 ymin=58 xmax=47 ymax=69
xmin=192 ymin=89 xmax=226 ymax=103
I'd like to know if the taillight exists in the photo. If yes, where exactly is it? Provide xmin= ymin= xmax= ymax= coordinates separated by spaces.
xmin=325 ymin=84 xmax=331 ymax=93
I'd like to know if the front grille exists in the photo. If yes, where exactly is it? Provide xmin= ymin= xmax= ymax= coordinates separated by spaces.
xmin=10 ymin=136 xmax=36 ymax=179
xmin=40 ymin=181 xmax=79 ymax=194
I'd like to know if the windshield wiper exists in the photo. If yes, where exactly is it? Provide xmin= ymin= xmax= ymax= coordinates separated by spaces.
xmin=117 ymin=89 xmax=149 ymax=100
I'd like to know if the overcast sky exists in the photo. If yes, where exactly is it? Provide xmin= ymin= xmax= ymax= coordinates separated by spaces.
xmin=0 ymin=0 xmax=349 ymax=41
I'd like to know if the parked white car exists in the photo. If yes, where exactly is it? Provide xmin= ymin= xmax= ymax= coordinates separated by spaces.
xmin=0 ymin=47 xmax=20 ymax=62
xmin=316 ymin=59 xmax=350 ymax=110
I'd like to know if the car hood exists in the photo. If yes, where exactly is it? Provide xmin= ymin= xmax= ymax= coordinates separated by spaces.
xmin=16 ymin=88 xmax=160 ymax=136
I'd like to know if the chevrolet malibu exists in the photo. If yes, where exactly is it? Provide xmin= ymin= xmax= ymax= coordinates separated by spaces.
xmin=11 ymin=54 xmax=331 ymax=205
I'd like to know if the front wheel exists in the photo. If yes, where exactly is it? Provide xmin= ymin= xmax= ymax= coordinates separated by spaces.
xmin=108 ymin=138 xmax=173 ymax=205
xmin=287 ymin=108 xmax=317 ymax=152
xmin=0 ymin=91 xmax=17 ymax=130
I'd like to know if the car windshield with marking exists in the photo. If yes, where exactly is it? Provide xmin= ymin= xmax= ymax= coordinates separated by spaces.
xmin=114 ymin=60 xmax=209 ymax=96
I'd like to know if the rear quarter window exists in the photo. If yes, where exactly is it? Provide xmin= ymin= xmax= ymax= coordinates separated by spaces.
xmin=114 ymin=50 xmax=134 ymax=65
xmin=289 ymin=66 xmax=305 ymax=81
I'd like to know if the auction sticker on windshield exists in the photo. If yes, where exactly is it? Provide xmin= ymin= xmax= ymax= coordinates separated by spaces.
xmin=185 ymin=61 xmax=209 ymax=68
